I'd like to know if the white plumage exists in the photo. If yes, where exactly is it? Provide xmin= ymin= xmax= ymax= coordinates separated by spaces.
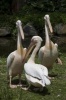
xmin=39 ymin=14 xmax=62 ymax=69
xmin=23 ymin=36 xmax=51 ymax=91
xmin=7 ymin=20 xmax=26 ymax=88
xmin=24 ymin=63 xmax=50 ymax=87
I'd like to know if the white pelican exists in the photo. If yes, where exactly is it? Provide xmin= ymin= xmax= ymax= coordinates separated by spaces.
xmin=39 ymin=14 xmax=62 ymax=69
xmin=7 ymin=20 xmax=27 ymax=88
xmin=22 ymin=36 xmax=51 ymax=91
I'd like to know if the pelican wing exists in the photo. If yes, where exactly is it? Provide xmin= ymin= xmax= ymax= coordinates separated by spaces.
xmin=24 ymin=63 xmax=50 ymax=86
xmin=24 ymin=63 xmax=44 ymax=79
xmin=7 ymin=52 xmax=15 ymax=68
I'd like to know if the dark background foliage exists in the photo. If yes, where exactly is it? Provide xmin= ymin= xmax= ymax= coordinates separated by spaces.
xmin=0 ymin=0 xmax=66 ymax=13
xmin=0 ymin=0 xmax=66 ymax=36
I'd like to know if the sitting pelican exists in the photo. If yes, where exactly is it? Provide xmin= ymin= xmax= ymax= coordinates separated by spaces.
xmin=22 ymin=36 xmax=51 ymax=91
xmin=7 ymin=20 xmax=27 ymax=88
xmin=38 ymin=14 xmax=62 ymax=69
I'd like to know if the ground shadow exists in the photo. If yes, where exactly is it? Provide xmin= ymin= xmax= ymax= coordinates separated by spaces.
xmin=7 ymin=78 xmax=28 ymax=87
xmin=7 ymin=79 xmax=50 ymax=96
xmin=49 ymin=73 xmax=58 ymax=78
xmin=28 ymin=86 xmax=50 ymax=96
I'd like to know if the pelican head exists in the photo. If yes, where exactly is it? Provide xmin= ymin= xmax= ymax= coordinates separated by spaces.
xmin=31 ymin=36 xmax=43 ymax=44
xmin=30 ymin=36 xmax=43 ymax=49
xmin=24 ymin=36 xmax=43 ymax=60
xmin=16 ymin=20 xmax=24 ymax=40
xmin=28 ymin=36 xmax=43 ymax=51
xmin=44 ymin=14 xmax=53 ymax=33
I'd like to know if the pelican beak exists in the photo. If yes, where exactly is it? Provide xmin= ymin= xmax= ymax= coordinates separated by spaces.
xmin=47 ymin=18 xmax=53 ymax=33
xmin=24 ymin=40 xmax=36 ymax=60
xmin=27 ymin=40 xmax=36 ymax=52
xmin=19 ymin=24 xmax=24 ymax=40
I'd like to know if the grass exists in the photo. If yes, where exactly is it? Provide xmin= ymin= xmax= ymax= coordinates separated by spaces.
xmin=0 ymin=53 xmax=66 ymax=100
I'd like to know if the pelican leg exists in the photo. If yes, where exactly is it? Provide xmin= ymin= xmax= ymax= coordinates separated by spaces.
xmin=21 ymin=85 xmax=30 ymax=91
xmin=9 ymin=76 xmax=17 ymax=88
xmin=17 ymin=74 xmax=22 ymax=87
xmin=21 ymin=82 xmax=31 ymax=91
xmin=49 ymin=71 xmax=57 ymax=79
xmin=56 ymin=58 xmax=62 ymax=65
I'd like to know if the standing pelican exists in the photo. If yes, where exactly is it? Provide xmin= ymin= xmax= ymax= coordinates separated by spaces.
xmin=39 ymin=14 xmax=62 ymax=69
xmin=7 ymin=20 xmax=27 ymax=88
xmin=22 ymin=36 xmax=51 ymax=91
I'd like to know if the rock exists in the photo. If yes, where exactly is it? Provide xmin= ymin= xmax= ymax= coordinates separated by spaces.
xmin=0 ymin=37 xmax=16 ymax=56
xmin=52 ymin=36 xmax=66 ymax=45
xmin=0 ymin=27 xmax=11 ymax=36
xmin=23 ymin=23 xmax=38 ymax=37
xmin=54 ymin=23 xmax=66 ymax=35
